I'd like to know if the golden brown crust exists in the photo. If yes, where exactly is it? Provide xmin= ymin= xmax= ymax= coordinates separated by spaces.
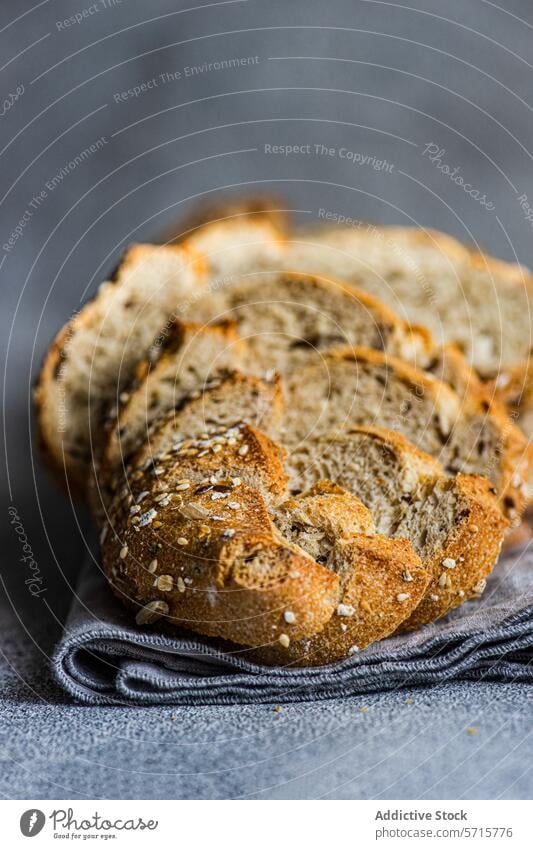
xmin=34 ymin=322 xmax=86 ymax=497
xmin=253 ymin=535 xmax=429 ymax=666
xmin=165 ymin=194 xmax=290 ymax=243
xmin=286 ymin=424 xmax=508 ymax=631
xmin=399 ymin=474 xmax=508 ymax=630
xmin=103 ymin=423 xmax=340 ymax=646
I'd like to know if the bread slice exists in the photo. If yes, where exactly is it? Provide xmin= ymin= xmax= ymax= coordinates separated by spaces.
xmin=101 ymin=319 xmax=246 ymax=477
xmin=102 ymin=423 xmax=428 ymax=656
xmin=207 ymin=270 xmax=432 ymax=375
xmin=34 ymin=242 xmax=210 ymax=494
xmin=103 ymin=423 xmax=340 ymax=647
xmin=282 ymin=346 xmax=532 ymax=522
xmin=256 ymin=481 xmax=429 ymax=665
xmin=286 ymin=426 xmax=508 ymax=629
xmin=129 ymin=370 xmax=284 ymax=476
xmin=287 ymin=224 xmax=533 ymax=383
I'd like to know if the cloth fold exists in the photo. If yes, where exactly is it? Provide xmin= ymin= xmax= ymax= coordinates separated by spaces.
xmin=53 ymin=546 xmax=533 ymax=705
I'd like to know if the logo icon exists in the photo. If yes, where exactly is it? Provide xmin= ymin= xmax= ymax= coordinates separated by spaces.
xmin=20 ymin=810 xmax=45 ymax=837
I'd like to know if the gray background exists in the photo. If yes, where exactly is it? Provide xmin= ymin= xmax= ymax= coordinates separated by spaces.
xmin=1 ymin=0 xmax=533 ymax=799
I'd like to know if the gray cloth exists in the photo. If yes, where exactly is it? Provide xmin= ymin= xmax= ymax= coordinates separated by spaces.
xmin=2 ymin=607 xmax=532 ymax=798
xmin=53 ymin=546 xmax=533 ymax=705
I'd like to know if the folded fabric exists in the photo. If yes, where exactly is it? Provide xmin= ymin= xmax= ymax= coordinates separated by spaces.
xmin=53 ymin=545 xmax=533 ymax=705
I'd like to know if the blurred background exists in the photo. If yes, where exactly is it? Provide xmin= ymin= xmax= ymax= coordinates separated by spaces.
xmin=3 ymin=0 xmax=533 ymax=646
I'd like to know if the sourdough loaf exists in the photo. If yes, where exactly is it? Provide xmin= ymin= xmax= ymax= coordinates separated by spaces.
xmin=36 ymin=200 xmax=527 ymax=665
xmin=100 ymin=377 xmax=505 ymax=660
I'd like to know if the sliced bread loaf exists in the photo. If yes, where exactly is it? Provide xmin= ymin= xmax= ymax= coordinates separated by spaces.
xmin=103 ymin=423 xmax=337 ymax=646
xmin=282 ymin=346 xmax=532 ymax=522
xmin=286 ymin=426 xmax=508 ymax=629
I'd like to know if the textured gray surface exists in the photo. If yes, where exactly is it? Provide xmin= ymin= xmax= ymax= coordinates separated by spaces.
xmin=2 ymin=0 xmax=533 ymax=798
xmin=1 ymin=601 xmax=532 ymax=800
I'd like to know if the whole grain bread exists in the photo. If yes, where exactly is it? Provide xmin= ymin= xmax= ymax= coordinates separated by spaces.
xmin=35 ymin=200 xmax=528 ymax=665
xmin=35 ymin=215 xmax=285 ymax=495
xmin=287 ymin=224 xmax=533 ymax=386
xmin=103 ymin=418 xmax=429 ymax=658
xmin=102 ymin=319 xmax=246 ymax=478
xmin=282 ymin=345 xmax=532 ymax=522
xmin=286 ymin=426 xmax=507 ymax=629
xmin=103 ymin=424 xmax=346 ymax=648
xmin=101 ymin=373 xmax=506 ymax=658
